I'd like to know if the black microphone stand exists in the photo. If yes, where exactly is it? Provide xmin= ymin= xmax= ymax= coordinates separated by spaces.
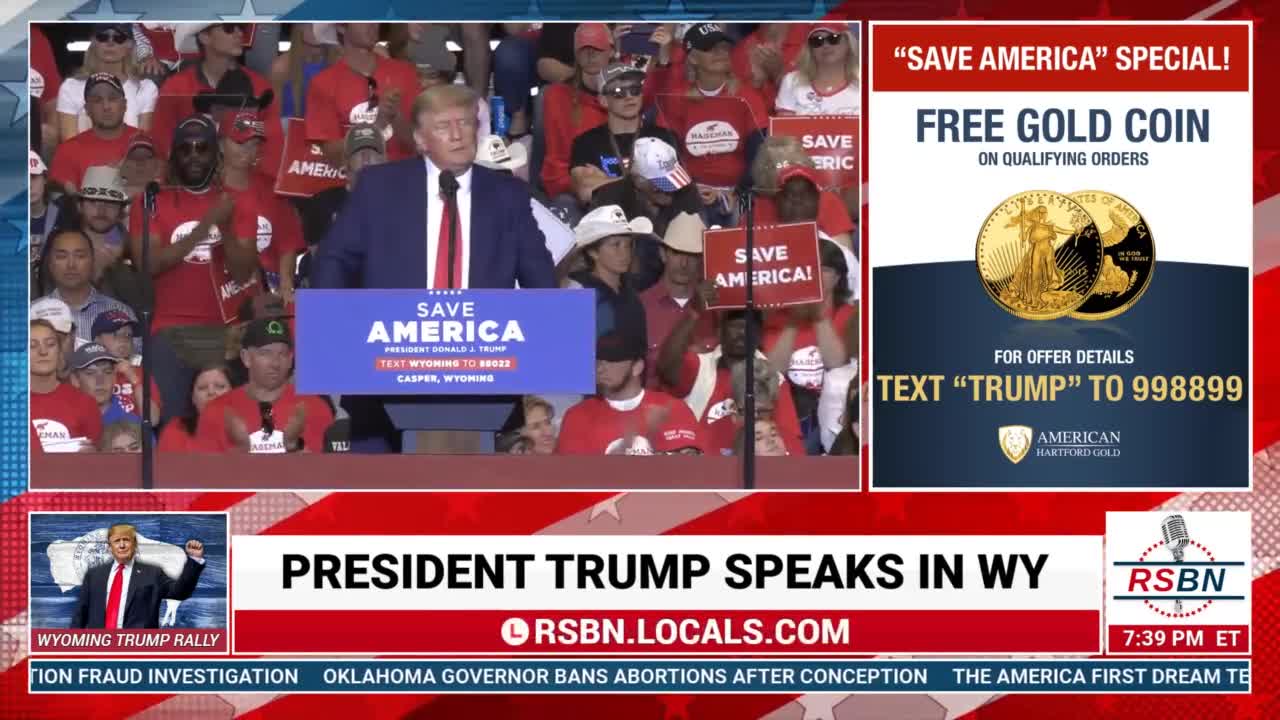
xmin=139 ymin=181 xmax=159 ymax=490
xmin=741 ymin=187 xmax=756 ymax=491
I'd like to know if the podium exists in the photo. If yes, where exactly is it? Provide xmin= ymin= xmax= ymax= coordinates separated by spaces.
xmin=295 ymin=289 xmax=596 ymax=453
xmin=384 ymin=397 xmax=518 ymax=454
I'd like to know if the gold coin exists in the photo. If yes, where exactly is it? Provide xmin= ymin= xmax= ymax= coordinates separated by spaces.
xmin=976 ymin=190 xmax=1104 ymax=321
xmin=1068 ymin=191 xmax=1155 ymax=320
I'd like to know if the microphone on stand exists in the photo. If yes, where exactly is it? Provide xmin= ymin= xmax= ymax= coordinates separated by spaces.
xmin=1161 ymin=514 xmax=1191 ymax=614
xmin=439 ymin=170 xmax=460 ymax=289
xmin=737 ymin=180 xmax=756 ymax=491
xmin=139 ymin=181 xmax=161 ymax=490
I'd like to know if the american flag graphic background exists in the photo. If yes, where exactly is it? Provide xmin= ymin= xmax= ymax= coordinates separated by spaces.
xmin=2 ymin=0 xmax=1279 ymax=717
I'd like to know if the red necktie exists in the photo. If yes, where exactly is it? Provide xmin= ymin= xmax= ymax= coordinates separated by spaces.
xmin=433 ymin=194 xmax=463 ymax=289
xmin=104 ymin=563 xmax=125 ymax=629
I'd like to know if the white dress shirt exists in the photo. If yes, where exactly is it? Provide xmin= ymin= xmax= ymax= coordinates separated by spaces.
xmin=424 ymin=158 xmax=473 ymax=289
xmin=106 ymin=559 xmax=134 ymax=628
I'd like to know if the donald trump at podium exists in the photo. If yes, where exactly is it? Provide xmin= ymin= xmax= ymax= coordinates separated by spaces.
xmin=71 ymin=524 xmax=205 ymax=629
xmin=310 ymin=84 xmax=557 ymax=452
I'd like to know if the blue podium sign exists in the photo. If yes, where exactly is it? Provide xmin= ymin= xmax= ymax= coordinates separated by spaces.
xmin=294 ymin=289 xmax=597 ymax=395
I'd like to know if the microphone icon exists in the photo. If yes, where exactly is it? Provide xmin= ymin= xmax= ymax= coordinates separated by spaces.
xmin=1161 ymin=514 xmax=1190 ymax=613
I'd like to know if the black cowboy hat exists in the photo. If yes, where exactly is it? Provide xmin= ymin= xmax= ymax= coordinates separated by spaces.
xmin=192 ymin=68 xmax=274 ymax=115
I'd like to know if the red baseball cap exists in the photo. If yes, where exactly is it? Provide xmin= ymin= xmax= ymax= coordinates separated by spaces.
xmin=653 ymin=422 xmax=703 ymax=454
xmin=574 ymin=23 xmax=613 ymax=51
xmin=126 ymin=132 xmax=156 ymax=156
xmin=778 ymin=164 xmax=824 ymax=188
xmin=220 ymin=110 xmax=267 ymax=143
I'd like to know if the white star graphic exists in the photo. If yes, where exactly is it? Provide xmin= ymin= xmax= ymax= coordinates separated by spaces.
xmin=0 ymin=82 xmax=27 ymax=125
xmin=795 ymin=694 xmax=847 ymax=720
xmin=588 ymin=494 xmax=625 ymax=523
xmin=7 ymin=220 xmax=26 ymax=255
xmin=66 ymin=0 xmax=143 ymax=22
xmin=218 ymin=0 xmax=276 ymax=22
xmin=292 ymin=492 xmax=331 ymax=506
xmin=930 ymin=693 xmax=995 ymax=719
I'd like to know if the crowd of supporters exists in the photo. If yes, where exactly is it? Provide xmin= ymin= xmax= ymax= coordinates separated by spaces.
xmin=28 ymin=21 xmax=861 ymax=459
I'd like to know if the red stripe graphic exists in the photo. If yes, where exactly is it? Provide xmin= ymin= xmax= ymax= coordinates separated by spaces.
xmin=873 ymin=24 xmax=1250 ymax=92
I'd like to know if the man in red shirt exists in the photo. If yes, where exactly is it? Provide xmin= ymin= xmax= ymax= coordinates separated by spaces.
xmin=305 ymin=23 xmax=419 ymax=166
xmin=218 ymin=110 xmax=305 ymax=300
xmin=196 ymin=318 xmax=333 ymax=453
xmin=118 ymin=133 xmax=162 ymax=202
xmin=154 ymin=23 xmax=281 ymax=177
xmin=49 ymin=74 xmax=138 ymax=194
xmin=640 ymin=211 xmax=718 ymax=387
xmin=557 ymin=317 xmax=704 ymax=455
xmin=658 ymin=302 xmax=805 ymax=457
xmin=128 ymin=115 xmax=258 ymax=371
xmin=30 ymin=319 xmax=102 ymax=453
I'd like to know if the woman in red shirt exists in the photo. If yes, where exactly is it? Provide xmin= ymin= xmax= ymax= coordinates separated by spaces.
xmin=30 ymin=319 xmax=102 ymax=453
xmin=749 ymin=136 xmax=855 ymax=252
xmin=540 ymin=23 xmax=612 ymax=210
xmin=650 ymin=24 xmax=767 ymax=225
xmin=159 ymin=365 xmax=232 ymax=451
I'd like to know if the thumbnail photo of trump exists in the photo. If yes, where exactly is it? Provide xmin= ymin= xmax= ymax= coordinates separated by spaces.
xmin=29 ymin=513 xmax=227 ymax=634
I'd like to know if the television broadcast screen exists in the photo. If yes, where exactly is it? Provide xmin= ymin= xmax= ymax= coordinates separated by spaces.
xmin=2 ymin=3 xmax=1273 ymax=719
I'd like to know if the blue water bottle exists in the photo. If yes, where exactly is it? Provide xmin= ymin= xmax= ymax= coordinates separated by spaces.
xmin=491 ymin=96 xmax=509 ymax=138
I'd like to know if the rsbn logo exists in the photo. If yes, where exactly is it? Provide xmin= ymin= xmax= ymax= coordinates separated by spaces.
xmin=1111 ymin=514 xmax=1247 ymax=619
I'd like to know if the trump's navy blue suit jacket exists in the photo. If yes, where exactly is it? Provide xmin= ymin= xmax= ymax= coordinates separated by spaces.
xmin=309 ymin=158 xmax=556 ymax=290
xmin=308 ymin=158 xmax=557 ymax=451
xmin=71 ymin=557 xmax=204 ymax=629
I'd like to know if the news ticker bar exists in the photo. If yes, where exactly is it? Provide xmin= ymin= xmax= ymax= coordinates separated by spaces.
xmin=29 ymin=659 xmax=1249 ymax=694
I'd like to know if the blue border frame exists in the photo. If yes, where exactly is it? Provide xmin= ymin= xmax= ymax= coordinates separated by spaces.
xmin=2 ymin=4 xmax=836 ymax=501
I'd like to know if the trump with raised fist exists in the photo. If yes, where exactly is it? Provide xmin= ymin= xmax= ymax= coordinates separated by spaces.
xmin=71 ymin=523 xmax=206 ymax=629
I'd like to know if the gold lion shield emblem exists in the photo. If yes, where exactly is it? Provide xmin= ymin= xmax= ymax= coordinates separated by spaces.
xmin=999 ymin=425 xmax=1033 ymax=464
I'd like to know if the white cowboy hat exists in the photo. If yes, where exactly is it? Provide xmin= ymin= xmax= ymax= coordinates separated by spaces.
xmin=173 ymin=23 xmax=217 ymax=54
xmin=75 ymin=166 xmax=129 ymax=204
xmin=573 ymin=205 xmax=655 ymax=250
xmin=474 ymin=134 xmax=528 ymax=172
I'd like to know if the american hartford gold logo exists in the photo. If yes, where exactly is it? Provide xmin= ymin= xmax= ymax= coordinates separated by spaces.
xmin=999 ymin=425 xmax=1033 ymax=464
